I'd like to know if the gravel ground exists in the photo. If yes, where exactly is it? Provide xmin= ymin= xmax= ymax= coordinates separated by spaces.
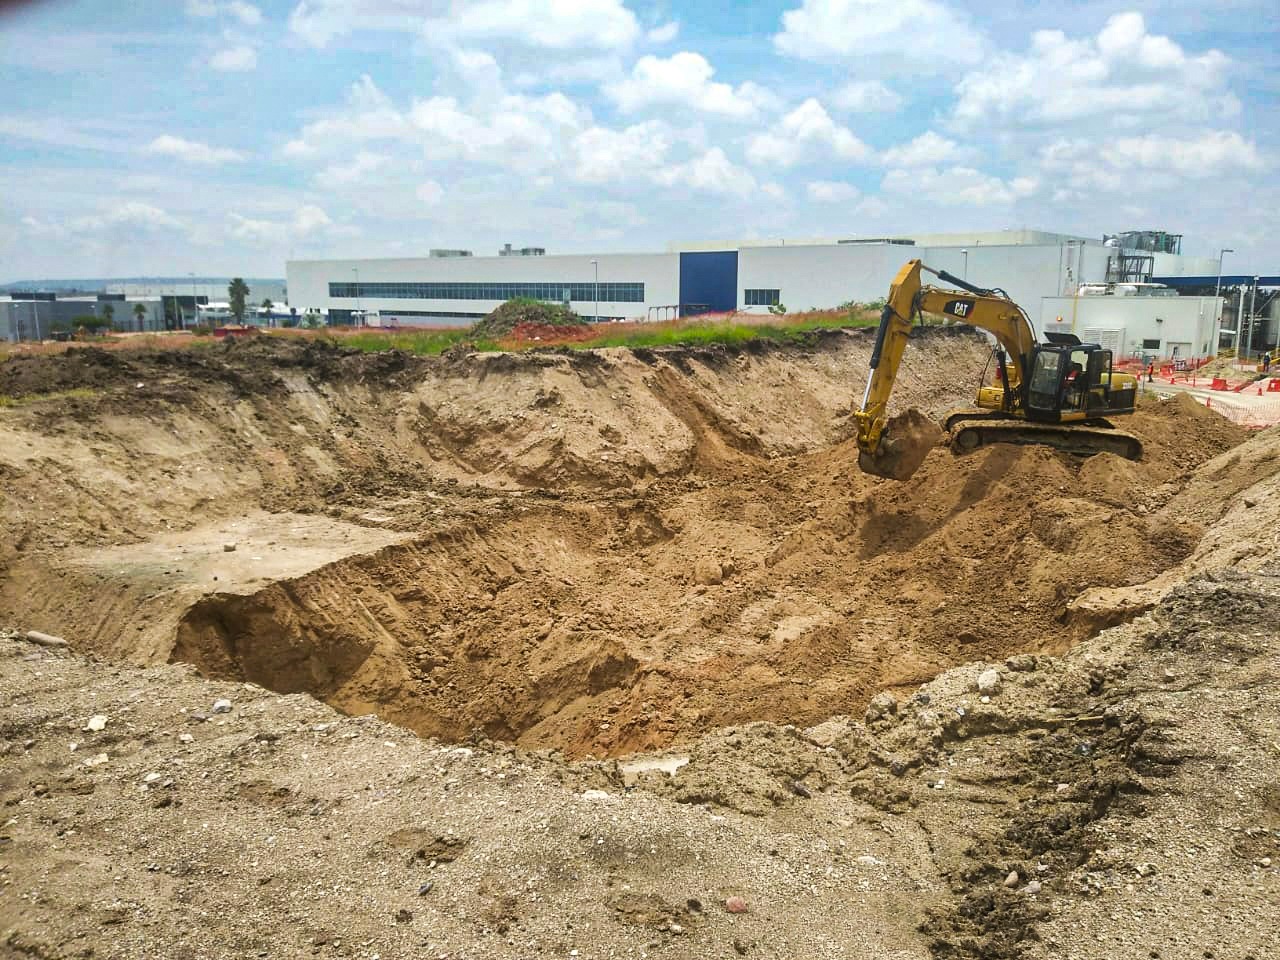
xmin=4 ymin=563 xmax=1277 ymax=959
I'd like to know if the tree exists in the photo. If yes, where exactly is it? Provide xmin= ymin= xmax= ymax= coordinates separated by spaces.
xmin=133 ymin=302 xmax=146 ymax=331
xmin=303 ymin=309 xmax=321 ymax=329
xmin=260 ymin=297 xmax=274 ymax=328
xmin=102 ymin=303 xmax=115 ymax=331
xmin=228 ymin=278 xmax=250 ymax=324
xmin=164 ymin=295 xmax=181 ymax=330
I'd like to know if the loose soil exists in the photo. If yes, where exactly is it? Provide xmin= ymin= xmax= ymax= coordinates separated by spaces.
xmin=2 ymin=329 xmax=1276 ymax=959
xmin=0 ymin=333 xmax=1247 ymax=760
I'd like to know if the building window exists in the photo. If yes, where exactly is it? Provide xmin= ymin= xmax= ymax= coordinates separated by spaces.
xmin=328 ymin=281 xmax=645 ymax=303
xmin=744 ymin=288 xmax=781 ymax=306
xmin=1142 ymin=338 xmax=1161 ymax=350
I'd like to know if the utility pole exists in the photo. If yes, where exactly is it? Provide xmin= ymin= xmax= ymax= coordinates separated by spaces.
xmin=352 ymin=267 xmax=360 ymax=327
xmin=1214 ymin=247 xmax=1233 ymax=334
xmin=1244 ymin=276 xmax=1259 ymax=361
xmin=591 ymin=259 xmax=599 ymax=323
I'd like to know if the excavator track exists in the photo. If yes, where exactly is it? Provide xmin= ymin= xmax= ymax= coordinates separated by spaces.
xmin=946 ymin=416 xmax=1143 ymax=462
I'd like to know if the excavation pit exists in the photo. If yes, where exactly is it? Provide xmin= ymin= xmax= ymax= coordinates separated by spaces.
xmin=0 ymin=335 xmax=1248 ymax=759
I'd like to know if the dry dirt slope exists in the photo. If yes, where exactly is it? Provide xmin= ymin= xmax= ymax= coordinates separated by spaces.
xmin=0 ymin=333 xmax=1251 ymax=761
xmin=0 ymin=333 xmax=1277 ymax=958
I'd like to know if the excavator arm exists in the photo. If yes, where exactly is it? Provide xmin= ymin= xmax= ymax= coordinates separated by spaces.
xmin=853 ymin=259 xmax=1038 ymax=479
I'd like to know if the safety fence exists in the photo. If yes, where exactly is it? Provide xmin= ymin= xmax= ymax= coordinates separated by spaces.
xmin=1195 ymin=393 xmax=1280 ymax=428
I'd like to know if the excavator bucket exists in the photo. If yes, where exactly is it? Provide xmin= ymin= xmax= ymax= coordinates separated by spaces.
xmin=857 ymin=409 xmax=943 ymax=481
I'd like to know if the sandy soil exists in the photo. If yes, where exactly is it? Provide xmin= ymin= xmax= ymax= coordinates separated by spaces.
xmin=1 ymin=332 xmax=1277 ymax=959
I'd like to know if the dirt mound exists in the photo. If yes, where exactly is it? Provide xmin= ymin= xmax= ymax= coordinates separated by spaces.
xmin=471 ymin=299 xmax=583 ymax=339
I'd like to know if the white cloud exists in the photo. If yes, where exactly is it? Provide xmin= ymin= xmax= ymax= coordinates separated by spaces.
xmin=656 ymin=147 xmax=757 ymax=197
xmin=951 ymin=13 xmax=1231 ymax=130
xmin=144 ymin=134 xmax=244 ymax=165
xmin=288 ymin=0 xmax=640 ymax=51
xmin=605 ymin=52 xmax=775 ymax=118
xmin=880 ymin=131 xmax=962 ymax=167
xmin=229 ymin=204 xmax=337 ymax=245
xmin=775 ymin=0 xmax=984 ymax=69
xmin=416 ymin=180 xmax=444 ymax=205
xmin=882 ymin=166 xmax=1038 ymax=207
xmin=226 ymin=1 xmax=262 ymax=25
xmin=440 ymin=0 xmax=640 ymax=50
xmin=315 ymin=150 xmax=388 ymax=187
xmin=831 ymin=80 xmax=902 ymax=113
xmin=186 ymin=1 xmax=261 ymax=24
xmin=294 ymin=205 xmax=332 ymax=232
xmin=282 ymin=75 xmax=413 ymax=156
xmin=210 ymin=45 xmax=258 ymax=72
xmin=410 ymin=90 xmax=589 ymax=165
xmin=646 ymin=21 xmax=679 ymax=44
xmin=513 ymin=55 xmax=624 ymax=87
xmin=1039 ymin=130 xmax=1264 ymax=193
xmin=746 ymin=98 xmax=871 ymax=167
xmin=282 ymin=72 xmax=592 ymax=172
xmin=571 ymin=122 xmax=671 ymax=184
xmin=74 ymin=202 xmax=183 ymax=232
xmin=806 ymin=180 xmax=860 ymax=203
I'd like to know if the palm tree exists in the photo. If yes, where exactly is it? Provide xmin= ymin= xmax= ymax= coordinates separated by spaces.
xmin=102 ymin=303 xmax=115 ymax=331
xmin=260 ymin=297 xmax=274 ymax=328
xmin=228 ymin=278 xmax=250 ymax=324
xmin=133 ymin=302 xmax=146 ymax=331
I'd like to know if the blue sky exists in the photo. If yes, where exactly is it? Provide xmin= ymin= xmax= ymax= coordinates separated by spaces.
xmin=1 ymin=0 xmax=1275 ymax=281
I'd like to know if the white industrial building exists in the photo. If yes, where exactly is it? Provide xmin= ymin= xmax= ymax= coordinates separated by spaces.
xmin=286 ymin=229 xmax=1228 ymax=360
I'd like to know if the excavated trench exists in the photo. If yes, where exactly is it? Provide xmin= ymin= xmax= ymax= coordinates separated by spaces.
xmin=0 ymin=334 xmax=1249 ymax=759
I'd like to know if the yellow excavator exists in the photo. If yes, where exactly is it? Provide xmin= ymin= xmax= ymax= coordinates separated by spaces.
xmin=854 ymin=259 xmax=1143 ymax=480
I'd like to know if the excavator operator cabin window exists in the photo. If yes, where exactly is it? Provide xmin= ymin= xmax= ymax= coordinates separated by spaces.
xmin=1027 ymin=350 xmax=1063 ymax=411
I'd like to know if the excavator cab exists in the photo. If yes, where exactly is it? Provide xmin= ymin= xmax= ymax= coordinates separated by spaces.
xmin=1024 ymin=342 xmax=1131 ymax=421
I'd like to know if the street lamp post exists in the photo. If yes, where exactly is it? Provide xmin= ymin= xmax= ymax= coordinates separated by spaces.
xmin=1214 ymin=247 xmax=1233 ymax=332
xmin=353 ymin=267 xmax=360 ymax=327
xmin=1214 ymin=248 xmax=1233 ymax=303
xmin=189 ymin=272 xmax=196 ymax=331
xmin=961 ymin=248 xmax=968 ymax=281
xmin=590 ymin=259 xmax=599 ymax=323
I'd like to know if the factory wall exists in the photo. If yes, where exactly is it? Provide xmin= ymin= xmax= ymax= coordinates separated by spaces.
xmin=287 ymin=253 xmax=680 ymax=324
xmin=1041 ymin=295 xmax=1221 ymax=360
xmin=288 ymin=242 xmax=1227 ymax=330
xmin=737 ymin=243 xmax=1096 ymax=323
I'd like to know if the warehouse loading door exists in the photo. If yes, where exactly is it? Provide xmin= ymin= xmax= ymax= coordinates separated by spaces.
xmin=679 ymin=251 xmax=738 ymax=317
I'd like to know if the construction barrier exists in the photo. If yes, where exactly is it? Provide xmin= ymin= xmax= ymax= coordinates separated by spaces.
xmin=1269 ymin=379 xmax=1280 ymax=393
xmin=1190 ymin=393 xmax=1280 ymax=428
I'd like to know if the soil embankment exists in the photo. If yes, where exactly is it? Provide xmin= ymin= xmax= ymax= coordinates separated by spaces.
xmin=0 ymin=332 xmax=1248 ymax=759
